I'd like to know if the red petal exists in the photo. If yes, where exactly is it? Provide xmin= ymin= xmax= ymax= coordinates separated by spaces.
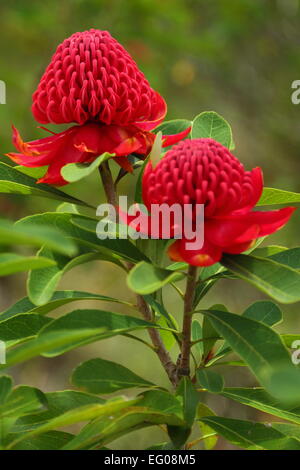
xmin=114 ymin=156 xmax=134 ymax=173
xmin=133 ymin=93 xmax=167 ymax=131
xmin=206 ymin=207 xmax=296 ymax=248
xmin=162 ymin=126 xmax=191 ymax=147
xmin=168 ymin=238 xmax=222 ymax=267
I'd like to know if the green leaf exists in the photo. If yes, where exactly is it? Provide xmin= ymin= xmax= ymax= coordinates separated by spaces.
xmin=191 ymin=111 xmax=234 ymax=149
xmin=127 ymin=261 xmax=184 ymax=295
xmin=269 ymin=247 xmax=300 ymax=270
xmin=202 ymin=309 xmax=300 ymax=402
xmin=0 ymin=314 xmax=51 ymax=345
xmin=62 ymin=390 xmax=184 ymax=450
xmin=196 ymin=369 xmax=224 ymax=393
xmin=0 ymin=162 xmax=92 ymax=208
xmin=192 ymin=320 xmax=203 ymax=357
xmin=252 ymin=245 xmax=287 ymax=258
xmin=272 ymin=423 xmax=300 ymax=441
xmin=202 ymin=314 xmax=222 ymax=360
xmin=72 ymin=358 xmax=155 ymax=394
xmin=149 ymin=132 xmax=163 ymax=168
xmin=7 ymin=431 xmax=74 ymax=450
xmin=0 ymin=386 xmax=47 ymax=419
xmin=6 ymin=397 xmax=140 ymax=450
xmin=144 ymin=294 xmax=178 ymax=331
xmin=0 ymin=376 xmax=13 ymax=405
xmin=222 ymin=254 xmax=300 ymax=304
xmin=197 ymin=403 xmax=218 ymax=450
xmin=176 ymin=377 xmax=199 ymax=427
xmin=0 ymin=253 xmax=56 ymax=276
xmin=14 ymin=165 xmax=48 ymax=179
xmin=221 ymin=388 xmax=300 ymax=425
xmin=13 ymin=390 xmax=105 ymax=433
xmin=135 ymin=155 xmax=150 ymax=204
xmin=0 ymin=219 xmax=77 ymax=257
xmin=0 ymin=328 xmax=106 ymax=370
xmin=35 ymin=308 xmax=156 ymax=357
xmin=0 ymin=290 xmax=132 ymax=323
xmin=243 ymin=300 xmax=282 ymax=326
xmin=27 ymin=248 xmax=112 ymax=305
xmin=61 ymin=153 xmax=113 ymax=183
xmin=16 ymin=212 xmax=147 ymax=264
xmin=154 ymin=119 xmax=192 ymax=137
xmin=200 ymin=416 xmax=300 ymax=450
xmin=257 ymin=187 xmax=300 ymax=206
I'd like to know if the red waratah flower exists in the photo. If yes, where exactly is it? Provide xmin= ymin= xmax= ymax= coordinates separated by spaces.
xmin=122 ymin=138 xmax=296 ymax=266
xmin=6 ymin=29 xmax=189 ymax=185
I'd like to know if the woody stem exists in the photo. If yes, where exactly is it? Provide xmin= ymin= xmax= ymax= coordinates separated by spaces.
xmin=98 ymin=161 xmax=177 ymax=386
xmin=177 ymin=265 xmax=198 ymax=379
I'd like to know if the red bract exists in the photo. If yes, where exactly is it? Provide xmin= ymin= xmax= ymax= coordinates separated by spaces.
xmin=124 ymin=138 xmax=296 ymax=266
xmin=6 ymin=29 xmax=188 ymax=185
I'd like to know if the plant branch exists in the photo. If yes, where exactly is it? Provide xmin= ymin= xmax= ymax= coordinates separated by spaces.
xmin=177 ymin=265 xmax=198 ymax=379
xmin=98 ymin=160 xmax=177 ymax=386
xmin=99 ymin=160 xmax=117 ymax=207
xmin=136 ymin=295 xmax=177 ymax=386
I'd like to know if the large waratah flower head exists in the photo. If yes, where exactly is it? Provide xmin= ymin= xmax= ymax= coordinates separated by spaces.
xmin=6 ymin=29 xmax=189 ymax=185
xmin=31 ymin=29 xmax=166 ymax=129
xmin=124 ymin=138 xmax=296 ymax=266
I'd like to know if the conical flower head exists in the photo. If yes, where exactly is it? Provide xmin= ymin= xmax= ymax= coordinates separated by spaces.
xmin=122 ymin=138 xmax=296 ymax=266
xmin=32 ymin=29 xmax=166 ymax=128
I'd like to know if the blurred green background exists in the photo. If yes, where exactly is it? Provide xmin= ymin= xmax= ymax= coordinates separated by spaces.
xmin=0 ymin=0 xmax=300 ymax=449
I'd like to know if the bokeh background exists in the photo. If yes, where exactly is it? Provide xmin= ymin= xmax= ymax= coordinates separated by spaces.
xmin=0 ymin=0 xmax=300 ymax=450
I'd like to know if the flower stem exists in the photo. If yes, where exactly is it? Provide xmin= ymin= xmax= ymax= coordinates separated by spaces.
xmin=99 ymin=161 xmax=117 ymax=207
xmin=177 ymin=265 xmax=198 ymax=379
xmin=98 ymin=160 xmax=177 ymax=386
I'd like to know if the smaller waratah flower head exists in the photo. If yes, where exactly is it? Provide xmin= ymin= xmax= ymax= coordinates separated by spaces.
xmin=6 ymin=29 xmax=189 ymax=185
xmin=122 ymin=138 xmax=296 ymax=266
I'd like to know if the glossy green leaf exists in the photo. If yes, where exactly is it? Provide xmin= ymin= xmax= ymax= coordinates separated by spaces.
xmin=243 ymin=300 xmax=282 ymax=326
xmin=7 ymin=431 xmax=74 ymax=450
xmin=0 ymin=328 xmax=106 ymax=370
xmin=0 ymin=386 xmax=47 ymax=419
xmin=63 ymin=390 xmax=184 ymax=450
xmin=0 ymin=290 xmax=132 ymax=323
xmin=176 ymin=377 xmax=199 ymax=427
xmin=27 ymin=248 xmax=113 ymax=305
xmin=61 ymin=153 xmax=113 ymax=183
xmin=13 ymin=390 xmax=105 ymax=433
xmin=127 ymin=261 xmax=184 ymax=295
xmin=72 ymin=358 xmax=155 ymax=394
xmin=200 ymin=416 xmax=300 ymax=450
xmin=36 ymin=308 xmax=156 ymax=357
xmin=0 ymin=162 xmax=92 ymax=207
xmin=222 ymin=254 xmax=300 ymax=304
xmin=221 ymin=388 xmax=300 ymax=425
xmin=154 ymin=119 xmax=192 ymax=137
xmin=6 ymin=397 xmax=140 ymax=450
xmin=257 ymin=187 xmax=300 ymax=206
xmin=196 ymin=369 xmax=224 ymax=393
xmin=197 ymin=403 xmax=218 ymax=450
xmin=0 ymin=253 xmax=55 ymax=276
xmin=0 ymin=314 xmax=51 ymax=345
xmin=16 ymin=212 xmax=147 ymax=264
xmin=192 ymin=320 xmax=203 ymax=357
xmin=269 ymin=247 xmax=300 ymax=270
xmin=0 ymin=376 xmax=13 ymax=405
xmin=191 ymin=111 xmax=234 ymax=149
xmin=202 ymin=309 xmax=300 ymax=402
xmin=0 ymin=219 xmax=77 ymax=256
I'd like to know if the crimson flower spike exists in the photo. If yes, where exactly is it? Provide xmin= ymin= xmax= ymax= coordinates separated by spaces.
xmin=6 ymin=29 xmax=190 ymax=185
xmin=121 ymin=138 xmax=296 ymax=266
